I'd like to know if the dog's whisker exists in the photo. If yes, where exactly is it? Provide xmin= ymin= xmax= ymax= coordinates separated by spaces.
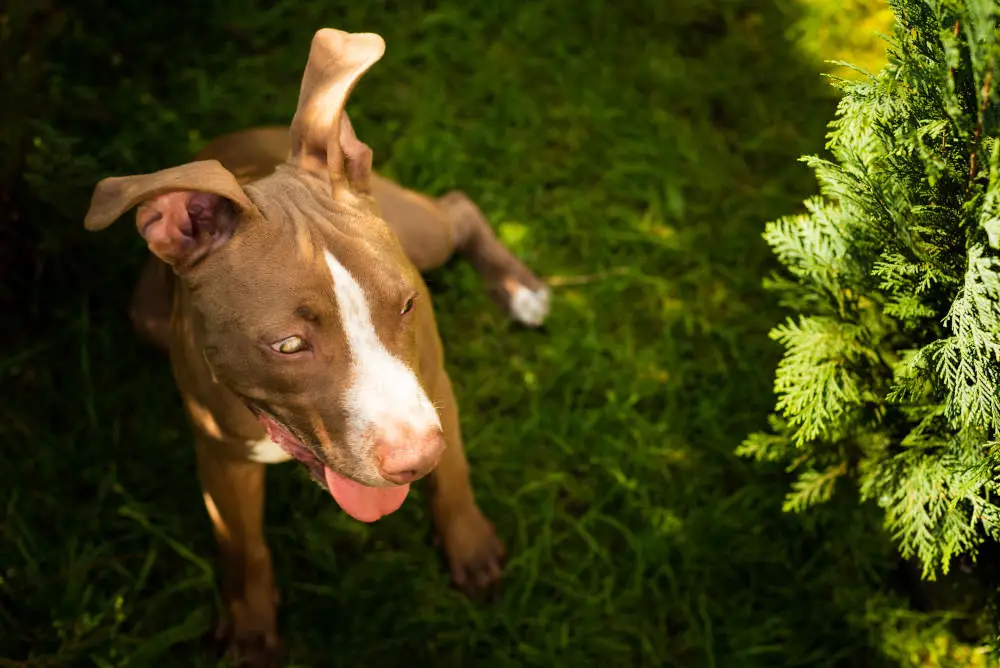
xmin=544 ymin=266 xmax=630 ymax=286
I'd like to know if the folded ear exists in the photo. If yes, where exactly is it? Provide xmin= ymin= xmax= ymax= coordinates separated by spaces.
xmin=338 ymin=111 xmax=374 ymax=192
xmin=84 ymin=160 xmax=258 ymax=268
xmin=287 ymin=28 xmax=385 ymax=197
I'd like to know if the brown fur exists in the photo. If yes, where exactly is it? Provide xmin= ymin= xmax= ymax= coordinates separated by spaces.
xmin=84 ymin=29 xmax=547 ymax=667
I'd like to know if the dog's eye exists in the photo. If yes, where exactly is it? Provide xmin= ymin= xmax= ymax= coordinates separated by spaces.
xmin=272 ymin=336 xmax=307 ymax=354
xmin=400 ymin=296 xmax=415 ymax=316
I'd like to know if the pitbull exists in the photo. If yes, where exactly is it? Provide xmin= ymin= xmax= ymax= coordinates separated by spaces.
xmin=83 ymin=28 xmax=549 ymax=666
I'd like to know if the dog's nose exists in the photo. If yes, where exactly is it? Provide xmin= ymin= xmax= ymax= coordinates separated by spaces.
xmin=376 ymin=429 xmax=446 ymax=484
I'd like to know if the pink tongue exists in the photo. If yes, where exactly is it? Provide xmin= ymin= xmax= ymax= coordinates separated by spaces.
xmin=257 ymin=415 xmax=409 ymax=523
xmin=323 ymin=467 xmax=409 ymax=523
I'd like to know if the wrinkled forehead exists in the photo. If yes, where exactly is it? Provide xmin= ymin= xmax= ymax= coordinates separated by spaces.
xmin=246 ymin=171 xmax=414 ymax=286
xmin=188 ymin=172 xmax=416 ymax=328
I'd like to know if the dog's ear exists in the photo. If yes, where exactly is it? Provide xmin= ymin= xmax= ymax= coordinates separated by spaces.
xmin=287 ymin=28 xmax=384 ymax=197
xmin=84 ymin=160 xmax=258 ymax=269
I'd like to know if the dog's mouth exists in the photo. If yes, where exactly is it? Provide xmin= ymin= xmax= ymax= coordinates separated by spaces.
xmin=251 ymin=408 xmax=409 ymax=523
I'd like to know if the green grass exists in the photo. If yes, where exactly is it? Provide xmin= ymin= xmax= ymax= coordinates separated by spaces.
xmin=1 ymin=0 xmax=988 ymax=666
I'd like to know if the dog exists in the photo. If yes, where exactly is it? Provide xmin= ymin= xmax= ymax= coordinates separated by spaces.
xmin=83 ymin=28 xmax=549 ymax=666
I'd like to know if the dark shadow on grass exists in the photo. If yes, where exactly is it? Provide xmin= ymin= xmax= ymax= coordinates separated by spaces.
xmin=0 ymin=0 xmax=936 ymax=666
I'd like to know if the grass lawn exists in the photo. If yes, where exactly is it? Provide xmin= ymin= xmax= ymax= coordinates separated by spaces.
xmin=2 ymin=0 xmax=988 ymax=666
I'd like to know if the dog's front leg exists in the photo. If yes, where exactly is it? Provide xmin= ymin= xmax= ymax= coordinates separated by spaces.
xmin=429 ymin=370 xmax=506 ymax=594
xmin=195 ymin=435 xmax=282 ymax=667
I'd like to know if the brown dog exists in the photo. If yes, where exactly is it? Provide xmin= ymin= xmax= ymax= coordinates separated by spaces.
xmin=83 ymin=29 xmax=549 ymax=666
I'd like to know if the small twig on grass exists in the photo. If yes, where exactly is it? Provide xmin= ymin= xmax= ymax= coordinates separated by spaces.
xmin=544 ymin=267 xmax=631 ymax=287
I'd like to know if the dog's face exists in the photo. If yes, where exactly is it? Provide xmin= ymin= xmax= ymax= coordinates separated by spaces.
xmin=184 ymin=173 xmax=444 ymax=510
xmin=83 ymin=30 xmax=446 ymax=522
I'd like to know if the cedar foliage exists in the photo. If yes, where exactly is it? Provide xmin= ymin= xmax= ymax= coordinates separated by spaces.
xmin=741 ymin=0 xmax=1000 ymax=579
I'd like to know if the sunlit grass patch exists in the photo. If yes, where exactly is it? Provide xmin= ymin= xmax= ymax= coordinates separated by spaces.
xmin=793 ymin=0 xmax=896 ymax=78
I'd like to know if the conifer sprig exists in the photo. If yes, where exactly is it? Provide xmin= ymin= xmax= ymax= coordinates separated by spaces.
xmin=741 ymin=0 xmax=1000 ymax=577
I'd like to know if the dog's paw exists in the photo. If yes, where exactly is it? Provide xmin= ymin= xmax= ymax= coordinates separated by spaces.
xmin=439 ymin=504 xmax=506 ymax=595
xmin=508 ymin=283 xmax=550 ymax=327
xmin=213 ymin=597 xmax=283 ymax=667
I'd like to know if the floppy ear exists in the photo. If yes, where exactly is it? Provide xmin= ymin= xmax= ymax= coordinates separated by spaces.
xmin=83 ymin=160 xmax=258 ymax=269
xmin=287 ymin=28 xmax=385 ymax=197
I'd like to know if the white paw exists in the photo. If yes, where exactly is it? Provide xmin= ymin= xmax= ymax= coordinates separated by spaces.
xmin=509 ymin=285 xmax=550 ymax=327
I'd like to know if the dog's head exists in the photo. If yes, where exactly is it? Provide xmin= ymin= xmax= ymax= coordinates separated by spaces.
xmin=83 ymin=29 xmax=445 ymax=522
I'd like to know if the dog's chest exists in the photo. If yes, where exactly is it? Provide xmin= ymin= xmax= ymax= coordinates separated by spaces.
xmin=246 ymin=436 xmax=295 ymax=464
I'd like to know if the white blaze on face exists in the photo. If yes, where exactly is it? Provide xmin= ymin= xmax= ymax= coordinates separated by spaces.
xmin=324 ymin=250 xmax=441 ymax=451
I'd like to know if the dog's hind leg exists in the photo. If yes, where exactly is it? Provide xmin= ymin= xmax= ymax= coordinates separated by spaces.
xmin=371 ymin=175 xmax=550 ymax=327
xmin=436 ymin=190 xmax=550 ymax=327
